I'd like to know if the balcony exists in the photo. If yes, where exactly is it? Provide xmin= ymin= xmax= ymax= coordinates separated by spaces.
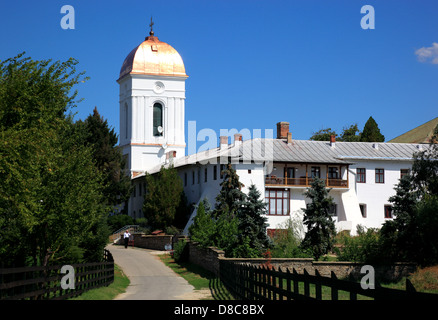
xmin=265 ymin=176 xmax=348 ymax=188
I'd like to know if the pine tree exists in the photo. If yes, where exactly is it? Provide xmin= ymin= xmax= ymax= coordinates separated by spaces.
xmin=236 ymin=184 xmax=271 ymax=257
xmin=214 ymin=163 xmax=245 ymax=217
xmin=301 ymin=178 xmax=336 ymax=260
xmin=360 ymin=116 xmax=385 ymax=142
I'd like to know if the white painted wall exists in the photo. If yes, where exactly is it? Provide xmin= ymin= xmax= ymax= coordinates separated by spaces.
xmin=118 ymin=74 xmax=187 ymax=175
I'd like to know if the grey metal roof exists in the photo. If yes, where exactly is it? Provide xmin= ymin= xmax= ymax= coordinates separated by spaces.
xmin=135 ymin=138 xmax=428 ymax=178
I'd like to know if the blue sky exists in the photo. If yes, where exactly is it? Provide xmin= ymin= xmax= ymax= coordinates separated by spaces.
xmin=1 ymin=0 xmax=437 ymax=150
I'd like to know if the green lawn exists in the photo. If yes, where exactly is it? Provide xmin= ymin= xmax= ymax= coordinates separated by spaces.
xmin=158 ymin=253 xmax=234 ymax=300
xmin=69 ymin=264 xmax=130 ymax=300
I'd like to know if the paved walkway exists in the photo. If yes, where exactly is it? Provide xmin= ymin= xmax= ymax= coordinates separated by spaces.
xmin=106 ymin=244 xmax=195 ymax=300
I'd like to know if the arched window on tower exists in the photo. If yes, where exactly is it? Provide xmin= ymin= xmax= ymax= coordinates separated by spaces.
xmin=153 ymin=102 xmax=163 ymax=136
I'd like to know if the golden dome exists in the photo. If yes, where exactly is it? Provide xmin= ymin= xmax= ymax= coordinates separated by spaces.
xmin=119 ymin=31 xmax=187 ymax=80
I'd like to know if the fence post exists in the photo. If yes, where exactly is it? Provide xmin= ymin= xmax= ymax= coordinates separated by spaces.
xmin=293 ymin=268 xmax=299 ymax=297
xmin=278 ymin=266 xmax=283 ymax=301
xmin=315 ymin=269 xmax=322 ymax=300
xmin=330 ymin=271 xmax=338 ymax=301
xmin=286 ymin=268 xmax=292 ymax=300
xmin=303 ymin=269 xmax=310 ymax=298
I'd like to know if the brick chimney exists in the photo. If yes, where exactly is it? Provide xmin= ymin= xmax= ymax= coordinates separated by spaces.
xmin=234 ymin=133 xmax=243 ymax=146
xmin=220 ymin=136 xmax=228 ymax=149
xmin=277 ymin=122 xmax=290 ymax=139
xmin=330 ymin=135 xmax=336 ymax=147
xmin=165 ymin=150 xmax=177 ymax=163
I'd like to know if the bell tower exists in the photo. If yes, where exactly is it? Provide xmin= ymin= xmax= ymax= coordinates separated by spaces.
xmin=117 ymin=21 xmax=188 ymax=176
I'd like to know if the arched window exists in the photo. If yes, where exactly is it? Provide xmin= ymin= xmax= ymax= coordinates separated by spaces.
xmin=153 ymin=102 xmax=163 ymax=136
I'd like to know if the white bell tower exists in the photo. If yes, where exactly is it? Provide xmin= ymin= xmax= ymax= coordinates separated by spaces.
xmin=117 ymin=22 xmax=188 ymax=176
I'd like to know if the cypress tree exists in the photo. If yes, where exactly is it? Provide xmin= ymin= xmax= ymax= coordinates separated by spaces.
xmin=360 ymin=116 xmax=385 ymax=142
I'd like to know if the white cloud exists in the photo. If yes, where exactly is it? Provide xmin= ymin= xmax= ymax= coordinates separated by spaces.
xmin=415 ymin=42 xmax=438 ymax=64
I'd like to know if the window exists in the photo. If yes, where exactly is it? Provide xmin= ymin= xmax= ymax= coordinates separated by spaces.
xmin=265 ymin=189 xmax=290 ymax=215
xmin=192 ymin=171 xmax=195 ymax=185
xmin=184 ymin=172 xmax=187 ymax=187
xmin=139 ymin=183 xmax=142 ymax=196
xmin=328 ymin=204 xmax=337 ymax=216
xmin=357 ymin=168 xmax=366 ymax=183
xmin=384 ymin=205 xmax=393 ymax=219
xmin=400 ymin=169 xmax=410 ymax=179
xmin=359 ymin=204 xmax=367 ymax=218
xmin=220 ymin=164 xmax=225 ymax=179
xmin=133 ymin=185 xmax=136 ymax=197
xmin=153 ymin=103 xmax=163 ymax=136
xmin=248 ymin=169 xmax=252 ymax=174
xmin=214 ymin=165 xmax=217 ymax=180
xmin=204 ymin=167 xmax=208 ymax=182
xmin=375 ymin=169 xmax=385 ymax=183
xmin=284 ymin=167 xmax=295 ymax=179
xmin=328 ymin=167 xmax=339 ymax=179
xmin=311 ymin=166 xmax=321 ymax=178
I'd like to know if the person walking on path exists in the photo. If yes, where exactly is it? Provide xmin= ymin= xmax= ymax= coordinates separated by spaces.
xmin=123 ymin=230 xmax=131 ymax=248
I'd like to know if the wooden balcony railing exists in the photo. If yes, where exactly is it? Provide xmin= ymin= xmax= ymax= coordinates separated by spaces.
xmin=265 ymin=176 xmax=348 ymax=188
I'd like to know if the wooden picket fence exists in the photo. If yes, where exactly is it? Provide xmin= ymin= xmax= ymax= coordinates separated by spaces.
xmin=219 ymin=260 xmax=438 ymax=300
xmin=0 ymin=249 xmax=114 ymax=300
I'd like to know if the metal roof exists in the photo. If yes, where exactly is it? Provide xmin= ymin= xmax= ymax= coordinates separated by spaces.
xmin=134 ymin=138 xmax=428 ymax=178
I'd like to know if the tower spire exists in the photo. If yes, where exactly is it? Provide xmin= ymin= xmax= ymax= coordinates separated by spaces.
xmin=149 ymin=16 xmax=154 ymax=36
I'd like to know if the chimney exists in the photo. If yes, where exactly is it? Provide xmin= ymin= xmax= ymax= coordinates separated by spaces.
xmin=330 ymin=135 xmax=336 ymax=147
xmin=165 ymin=150 xmax=177 ymax=163
xmin=277 ymin=122 xmax=290 ymax=139
xmin=287 ymin=132 xmax=292 ymax=144
xmin=234 ymin=133 xmax=243 ymax=146
xmin=220 ymin=136 xmax=228 ymax=149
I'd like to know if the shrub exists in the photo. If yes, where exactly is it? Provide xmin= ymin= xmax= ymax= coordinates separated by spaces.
xmin=334 ymin=225 xmax=381 ymax=263
xmin=173 ymin=239 xmax=189 ymax=263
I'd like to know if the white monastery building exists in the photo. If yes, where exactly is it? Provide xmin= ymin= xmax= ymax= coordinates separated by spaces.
xmin=118 ymin=27 xmax=427 ymax=236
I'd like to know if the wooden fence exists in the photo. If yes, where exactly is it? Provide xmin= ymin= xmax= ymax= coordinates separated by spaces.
xmin=0 ymin=249 xmax=114 ymax=300
xmin=219 ymin=260 xmax=438 ymax=300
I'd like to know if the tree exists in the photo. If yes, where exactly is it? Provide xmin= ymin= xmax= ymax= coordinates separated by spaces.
xmin=339 ymin=124 xmax=361 ymax=142
xmin=143 ymin=165 xmax=184 ymax=230
xmin=360 ymin=116 xmax=385 ymax=142
xmin=235 ymin=184 xmax=271 ymax=257
xmin=380 ymin=138 xmax=438 ymax=266
xmin=74 ymin=107 xmax=132 ymax=207
xmin=214 ymin=163 xmax=245 ymax=217
xmin=0 ymin=53 xmax=108 ymax=267
xmin=310 ymin=128 xmax=338 ymax=141
xmin=188 ymin=199 xmax=216 ymax=247
xmin=301 ymin=178 xmax=336 ymax=260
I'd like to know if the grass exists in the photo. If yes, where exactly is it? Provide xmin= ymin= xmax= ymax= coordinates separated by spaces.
xmin=158 ymin=253 xmax=234 ymax=300
xmin=381 ymin=265 xmax=438 ymax=294
xmin=69 ymin=264 xmax=130 ymax=300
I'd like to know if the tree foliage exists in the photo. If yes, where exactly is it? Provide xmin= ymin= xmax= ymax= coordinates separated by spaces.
xmin=236 ymin=184 xmax=271 ymax=257
xmin=142 ymin=165 xmax=185 ymax=230
xmin=0 ymin=53 xmax=108 ymax=267
xmin=214 ymin=163 xmax=245 ymax=217
xmin=189 ymin=168 xmax=270 ymax=258
xmin=301 ymin=178 xmax=336 ymax=260
xmin=360 ymin=116 xmax=385 ymax=142
xmin=380 ymin=138 xmax=438 ymax=266
xmin=73 ymin=107 xmax=131 ymax=207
